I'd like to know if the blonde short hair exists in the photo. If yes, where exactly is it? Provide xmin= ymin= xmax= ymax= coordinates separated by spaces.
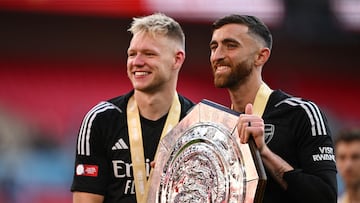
xmin=128 ymin=13 xmax=185 ymax=50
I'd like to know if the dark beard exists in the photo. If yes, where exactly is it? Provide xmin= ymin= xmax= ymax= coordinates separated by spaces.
xmin=214 ymin=60 xmax=252 ymax=89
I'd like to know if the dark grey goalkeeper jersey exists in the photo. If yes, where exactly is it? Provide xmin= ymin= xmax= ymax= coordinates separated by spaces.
xmin=70 ymin=90 xmax=194 ymax=203
xmin=261 ymin=90 xmax=337 ymax=203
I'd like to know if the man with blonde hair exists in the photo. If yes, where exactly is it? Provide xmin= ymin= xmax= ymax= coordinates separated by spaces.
xmin=71 ymin=13 xmax=194 ymax=203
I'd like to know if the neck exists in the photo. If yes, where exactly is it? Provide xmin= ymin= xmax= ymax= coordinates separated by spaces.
xmin=229 ymin=80 xmax=263 ymax=112
xmin=134 ymin=89 xmax=175 ymax=120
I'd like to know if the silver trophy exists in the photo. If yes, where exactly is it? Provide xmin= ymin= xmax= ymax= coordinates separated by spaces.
xmin=147 ymin=100 xmax=266 ymax=203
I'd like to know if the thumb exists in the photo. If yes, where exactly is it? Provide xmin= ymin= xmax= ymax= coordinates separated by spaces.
xmin=245 ymin=103 xmax=253 ymax=115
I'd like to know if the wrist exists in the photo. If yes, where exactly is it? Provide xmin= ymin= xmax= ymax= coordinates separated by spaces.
xmin=259 ymin=144 xmax=269 ymax=157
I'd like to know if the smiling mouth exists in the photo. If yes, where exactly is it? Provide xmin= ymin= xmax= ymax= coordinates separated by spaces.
xmin=134 ymin=71 xmax=150 ymax=76
xmin=216 ymin=66 xmax=229 ymax=70
xmin=215 ymin=65 xmax=230 ymax=73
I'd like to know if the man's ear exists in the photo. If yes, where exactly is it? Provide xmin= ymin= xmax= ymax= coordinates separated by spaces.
xmin=255 ymin=47 xmax=270 ymax=66
xmin=174 ymin=50 xmax=185 ymax=69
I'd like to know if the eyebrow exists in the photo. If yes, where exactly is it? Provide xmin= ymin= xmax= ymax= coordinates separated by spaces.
xmin=223 ymin=38 xmax=240 ymax=45
xmin=210 ymin=38 xmax=240 ymax=47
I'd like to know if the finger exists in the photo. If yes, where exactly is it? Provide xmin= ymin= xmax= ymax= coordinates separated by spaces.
xmin=238 ymin=120 xmax=245 ymax=144
xmin=238 ymin=114 xmax=251 ymax=143
xmin=242 ymin=120 xmax=264 ymax=143
xmin=240 ymin=121 xmax=252 ymax=143
xmin=247 ymin=120 xmax=263 ymax=128
xmin=245 ymin=103 xmax=253 ymax=115
xmin=150 ymin=161 xmax=156 ymax=168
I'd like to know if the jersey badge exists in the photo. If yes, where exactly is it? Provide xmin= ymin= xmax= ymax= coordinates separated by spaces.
xmin=264 ymin=124 xmax=275 ymax=144
xmin=76 ymin=164 xmax=99 ymax=177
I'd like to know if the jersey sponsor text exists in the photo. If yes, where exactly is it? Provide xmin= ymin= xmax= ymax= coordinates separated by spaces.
xmin=112 ymin=158 xmax=152 ymax=195
xmin=312 ymin=147 xmax=335 ymax=162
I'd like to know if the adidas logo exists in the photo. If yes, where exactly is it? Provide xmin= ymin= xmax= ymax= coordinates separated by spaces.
xmin=112 ymin=138 xmax=129 ymax=150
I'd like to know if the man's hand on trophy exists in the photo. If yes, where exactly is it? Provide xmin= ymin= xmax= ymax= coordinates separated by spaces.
xmin=238 ymin=103 xmax=266 ymax=154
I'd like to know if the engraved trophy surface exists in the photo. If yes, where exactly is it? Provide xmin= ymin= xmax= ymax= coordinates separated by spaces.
xmin=146 ymin=100 xmax=266 ymax=203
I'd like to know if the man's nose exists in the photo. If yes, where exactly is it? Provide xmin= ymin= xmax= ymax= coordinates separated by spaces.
xmin=211 ymin=46 xmax=225 ymax=61
xmin=132 ymin=54 xmax=145 ymax=66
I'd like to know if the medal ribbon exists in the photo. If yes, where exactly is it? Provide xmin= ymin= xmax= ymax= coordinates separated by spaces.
xmin=127 ymin=92 xmax=181 ymax=203
xmin=253 ymin=83 xmax=273 ymax=116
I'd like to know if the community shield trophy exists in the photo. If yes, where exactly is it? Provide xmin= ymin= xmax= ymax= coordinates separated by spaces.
xmin=146 ymin=100 xmax=266 ymax=203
